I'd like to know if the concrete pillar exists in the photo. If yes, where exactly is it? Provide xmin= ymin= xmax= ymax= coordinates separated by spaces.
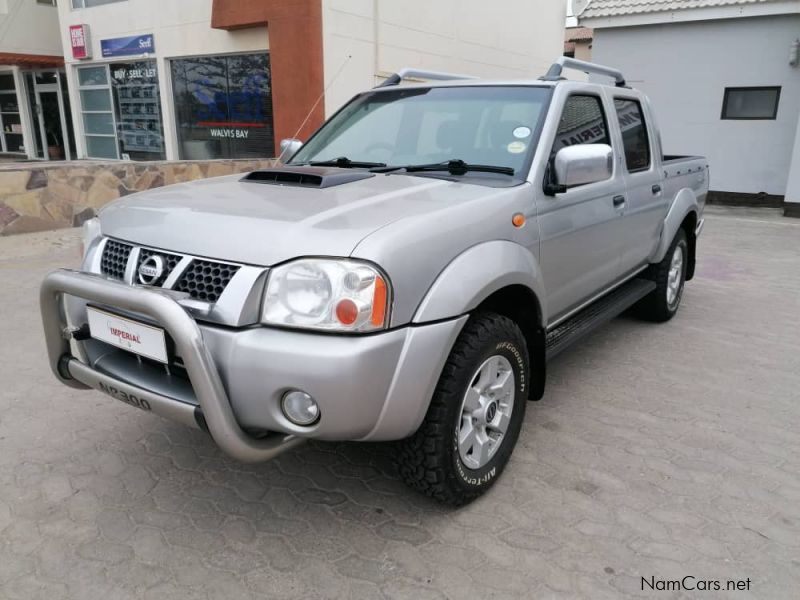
xmin=211 ymin=0 xmax=325 ymax=157
xmin=785 ymin=113 xmax=800 ymax=218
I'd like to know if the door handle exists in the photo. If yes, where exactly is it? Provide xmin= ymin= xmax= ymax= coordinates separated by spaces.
xmin=652 ymin=184 xmax=662 ymax=195
xmin=613 ymin=195 xmax=626 ymax=207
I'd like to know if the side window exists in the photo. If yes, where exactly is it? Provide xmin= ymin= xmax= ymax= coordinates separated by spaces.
xmin=614 ymin=99 xmax=650 ymax=172
xmin=552 ymin=95 xmax=610 ymax=152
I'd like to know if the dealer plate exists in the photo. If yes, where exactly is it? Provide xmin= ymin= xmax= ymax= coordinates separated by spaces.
xmin=86 ymin=307 xmax=168 ymax=363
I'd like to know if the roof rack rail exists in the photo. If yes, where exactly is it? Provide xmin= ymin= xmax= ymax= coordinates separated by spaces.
xmin=376 ymin=67 xmax=477 ymax=88
xmin=540 ymin=57 xmax=627 ymax=88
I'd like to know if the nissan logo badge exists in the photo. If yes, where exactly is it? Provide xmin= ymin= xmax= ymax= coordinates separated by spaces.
xmin=137 ymin=255 xmax=165 ymax=285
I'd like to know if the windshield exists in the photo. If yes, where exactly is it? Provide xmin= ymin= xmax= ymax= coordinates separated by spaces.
xmin=290 ymin=86 xmax=552 ymax=175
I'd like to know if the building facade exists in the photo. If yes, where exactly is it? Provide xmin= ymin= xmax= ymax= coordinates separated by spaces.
xmin=576 ymin=0 xmax=800 ymax=216
xmin=54 ymin=0 xmax=565 ymax=162
xmin=0 ymin=0 xmax=73 ymax=160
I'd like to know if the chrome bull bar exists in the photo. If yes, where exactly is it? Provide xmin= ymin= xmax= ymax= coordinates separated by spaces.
xmin=40 ymin=269 xmax=304 ymax=463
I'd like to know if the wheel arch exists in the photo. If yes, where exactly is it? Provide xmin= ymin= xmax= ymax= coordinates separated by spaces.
xmin=474 ymin=284 xmax=547 ymax=401
xmin=652 ymin=187 xmax=699 ymax=269
xmin=679 ymin=210 xmax=698 ymax=280
xmin=412 ymin=240 xmax=548 ymax=400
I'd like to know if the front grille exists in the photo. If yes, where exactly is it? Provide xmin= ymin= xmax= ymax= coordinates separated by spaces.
xmin=98 ymin=238 xmax=242 ymax=304
xmin=175 ymin=260 xmax=241 ymax=303
xmin=136 ymin=249 xmax=181 ymax=286
xmin=100 ymin=240 xmax=133 ymax=280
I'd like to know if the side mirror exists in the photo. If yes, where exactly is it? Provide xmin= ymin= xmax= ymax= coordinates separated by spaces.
xmin=552 ymin=143 xmax=613 ymax=191
xmin=279 ymin=138 xmax=303 ymax=162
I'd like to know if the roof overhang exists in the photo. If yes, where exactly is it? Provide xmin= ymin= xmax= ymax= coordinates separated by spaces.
xmin=0 ymin=53 xmax=64 ymax=68
xmin=579 ymin=0 xmax=800 ymax=28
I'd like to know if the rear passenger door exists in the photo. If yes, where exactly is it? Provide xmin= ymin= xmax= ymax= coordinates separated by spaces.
xmin=537 ymin=93 xmax=626 ymax=323
xmin=611 ymin=96 xmax=666 ymax=273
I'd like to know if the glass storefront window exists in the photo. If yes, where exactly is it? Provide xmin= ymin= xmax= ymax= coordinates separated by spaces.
xmin=83 ymin=112 xmax=115 ymax=135
xmin=80 ymin=89 xmax=112 ymax=111
xmin=109 ymin=61 xmax=165 ymax=160
xmin=78 ymin=67 xmax=107 ymax=87
xmin=170 ymin=52 xmax=274 ymax=159
xmin=0 ymin=72 xmax=24 ymax=154
xmin=77 ymin=60 xmax=165 ymax=160
xmin=85 ymin=136 xmax=118 ymax=158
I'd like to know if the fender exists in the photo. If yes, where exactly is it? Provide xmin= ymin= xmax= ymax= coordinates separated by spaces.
xmin=651 ymin=187 xmax=699 ymax=263
xmin=413 ymin=240 xmax=547 ymax=325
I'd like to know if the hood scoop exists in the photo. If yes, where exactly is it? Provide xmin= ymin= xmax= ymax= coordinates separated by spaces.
xmin=241 ymin=166 xmax=375 ymax=189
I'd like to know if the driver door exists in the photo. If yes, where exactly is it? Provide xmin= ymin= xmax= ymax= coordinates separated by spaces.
xmin=536 ymin=93 xmax=626 ymax=324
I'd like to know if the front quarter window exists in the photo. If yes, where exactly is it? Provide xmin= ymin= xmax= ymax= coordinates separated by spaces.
xmin=290 ymin=86 xmax=552 ymax=177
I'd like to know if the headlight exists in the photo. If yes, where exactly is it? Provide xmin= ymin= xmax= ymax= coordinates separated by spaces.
xmin=262 ymin=258 xmax=390 ymax=332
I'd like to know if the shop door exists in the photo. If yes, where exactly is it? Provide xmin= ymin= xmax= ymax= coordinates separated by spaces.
xmin=31 ymin=72 xmax=72 ymax=161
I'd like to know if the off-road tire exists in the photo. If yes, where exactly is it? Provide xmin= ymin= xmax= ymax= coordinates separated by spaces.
xmin=395 ymin=312 xmax=529 ymax=506
xmin=637 ymin=228 xmax=688 ymax=322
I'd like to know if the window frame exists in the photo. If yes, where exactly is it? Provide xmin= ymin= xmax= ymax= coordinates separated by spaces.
xmin=721 ymin=86 xmax=781 ymax=121
xmin=71 ymin=0 xmax=127 ymax=9
xmin=76 ymin=64 xmax=119 ymax=160
xmin=551 ymin=92 xmax=613 ymax=154
xmin=547 ymin=92 xmax=614 ymax=191
xmin=613 ymin=96 xmax=651 ymax=174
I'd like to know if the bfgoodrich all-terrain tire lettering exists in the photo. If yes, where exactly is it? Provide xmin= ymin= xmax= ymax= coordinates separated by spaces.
xmin=637 ymin=228 xmax=688 ymax=323
xmin=395 ymin=312 xmax=529 ymax=506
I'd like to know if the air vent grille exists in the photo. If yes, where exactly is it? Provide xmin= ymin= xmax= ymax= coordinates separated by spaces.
xmin=242 ymin=170 xmax=324 ymax=187
xmin=100 ymin=240 xmax=133 ymax=280
xmin=174 ymin=260 xmax=241 ymax=303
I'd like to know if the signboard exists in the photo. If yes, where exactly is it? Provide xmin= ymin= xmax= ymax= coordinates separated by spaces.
xmin=69 ymin=24 xmax=91 ymax=60
xmin=100 ymin=33 xmax=155 ymax=58
xmin=110 ymin=61 xmax=165 ymax=157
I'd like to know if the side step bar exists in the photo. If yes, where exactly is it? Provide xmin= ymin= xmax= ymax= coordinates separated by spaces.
xmin=546 ymin=278 xmax=656 ymax=361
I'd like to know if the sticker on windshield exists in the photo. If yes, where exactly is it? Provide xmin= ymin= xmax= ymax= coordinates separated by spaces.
xmin=507 ymin=141 xmax=526 ymax=154
xmin=513 ymin=126 xmax=531 ymax=139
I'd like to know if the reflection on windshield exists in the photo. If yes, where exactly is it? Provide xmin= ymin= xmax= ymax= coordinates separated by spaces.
xmin=290 ymin=86 xmax=552 ymax=175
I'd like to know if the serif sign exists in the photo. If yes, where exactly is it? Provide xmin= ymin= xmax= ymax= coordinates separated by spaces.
xmin=69 ymin=24 xmax=91 ymax=60
xmin=100 ymin=34 xmax=155 ymax=58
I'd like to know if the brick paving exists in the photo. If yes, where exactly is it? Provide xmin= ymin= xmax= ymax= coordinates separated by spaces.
xmin=0 ymin=206 xmax=798 ymax=599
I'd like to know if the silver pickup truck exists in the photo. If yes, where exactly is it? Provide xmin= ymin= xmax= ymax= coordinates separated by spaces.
xmin=41 ymin=58 xmax=707 ymax=505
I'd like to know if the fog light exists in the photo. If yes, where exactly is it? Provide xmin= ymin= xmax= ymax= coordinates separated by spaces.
xmin=281 ymin=390 xmax=320 ymax=426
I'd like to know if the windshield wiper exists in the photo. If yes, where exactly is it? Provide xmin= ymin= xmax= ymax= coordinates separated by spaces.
xmin=306 ymin=157 xmax=387 ymax=169
xmin=373 ymin=159 xmax=514 ymax=176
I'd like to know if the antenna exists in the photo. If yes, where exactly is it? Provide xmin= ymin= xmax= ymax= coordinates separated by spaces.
xmin=276 ymin=54 xmax=353 ymax=163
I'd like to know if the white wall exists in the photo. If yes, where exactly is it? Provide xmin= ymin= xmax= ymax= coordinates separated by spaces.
xmin=321 ymin=0 xmax=566 ymax=115
xmin=589 ymin=15 xmax=800 ymax=196
xmin=0 ymin=0 xmax=62 ymax=56
xmin=56 ymin=0 xmax=268 ymax=160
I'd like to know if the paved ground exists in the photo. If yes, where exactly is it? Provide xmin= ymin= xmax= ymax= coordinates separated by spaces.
xmin=0 ymin=206 xmax=798 ymax=599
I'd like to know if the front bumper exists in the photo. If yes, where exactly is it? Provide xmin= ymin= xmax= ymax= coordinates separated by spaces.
xmin=41 ymin=269 xmax=465 ymax=461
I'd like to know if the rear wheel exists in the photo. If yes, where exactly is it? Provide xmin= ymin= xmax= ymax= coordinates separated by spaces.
xmin=395 ymin=312 xmax=529 ymax=506
xmin=637 ymin=229 xmax=688 ymax=322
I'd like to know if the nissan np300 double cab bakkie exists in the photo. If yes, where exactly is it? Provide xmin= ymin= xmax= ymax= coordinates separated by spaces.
xmin=41 ymin=58 xmax=707 ymax=505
